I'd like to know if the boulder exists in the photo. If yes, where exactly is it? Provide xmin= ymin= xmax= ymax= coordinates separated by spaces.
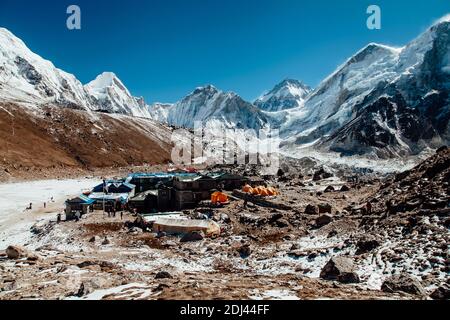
xmin=180 ymin=231 xmax=204 ymax=243
xmin=238 ymin=244 xmax=251 ymax=258
xmin=355 ymin=236 xmax=381 ymax=255
xmin=320 ymin=256 xmax=360 ymax=284
xmin=315 ymin=214 xmax=333 ymax=228
xmin=88 ymin=236 xmax=96 ymax=243
xmin=381 ymin=274 xmax=426 ymax=296
xmin=6 ymin=245 xmax=28 ymax=260
xmin=275 ymin=219 xmax=290 ymax=228
xmin=101 ymin=237 xmax=110 ymax=245
xmin=340 ymin=185 xmax=351 ymax=192
xmin=305 ymin=204 xmax=318 ymax=215
xmin=155 ymin=271 xmax=173 ymax=279
xmin=324 ymin=186 xmax=335 ymax=193
xmin=430 ymin=284 xmax=450 ymax=300
xmin=313 ymin=168 xmax=333 ymax=181
xmin=318 ymin=203 xmax=332 ymax=214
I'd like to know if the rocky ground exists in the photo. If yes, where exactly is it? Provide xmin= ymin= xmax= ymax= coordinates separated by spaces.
xmin=0 ymin=149 xmax=448 ymax=300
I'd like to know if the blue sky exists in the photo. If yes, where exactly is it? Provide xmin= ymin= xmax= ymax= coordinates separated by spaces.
xmin=0 ymin=0 xmax=449 ymax=103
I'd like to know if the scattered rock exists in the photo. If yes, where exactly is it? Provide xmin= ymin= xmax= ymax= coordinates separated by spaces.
xmin=355 ymin=236 xmax=381 ymax=255
xmin=381 ymin=274 xmax=426 ymax=296
xmin=275 ymin=218 xmax=289 ymax=228
xmin=305 ymin=204 xmax=318 ymax=215
xmin=430 ymin=284 xmax=450 ymax=300
xmin=155 ymin=271 xmax=173 ymax=279
xmin=318 ymin=203 xmax=332 ymax=214
xmin=315 ymin=214 xmax=333 ymax=228
xmin=6 ymin=245 xmax=28 ymax=260
xmin=320 ymin=256 xmax=360 ymax=284
xmin=313 ymin=168 xmax=333 ymax=181
xmin=238 ymin=244 xmax=251 ymax=258
xmin=180 ymin=231 xmax=204 ymax=243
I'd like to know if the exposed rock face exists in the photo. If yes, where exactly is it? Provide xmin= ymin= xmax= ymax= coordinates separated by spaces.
xmin=320 ymin=256 xmax=360 ymax=284
xmin=282 ymin=19 xmax=450 ymax=158
xmin=381 ymin=274 xmax=426 ymax=296
xmin=254 ymin=79 xmax=312 ymax=112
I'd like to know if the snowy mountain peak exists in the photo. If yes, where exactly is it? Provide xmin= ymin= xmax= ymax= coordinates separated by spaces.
xmin=84 ymin=72 xmax=151 ymax=118
xmin=255 ymin=78 xmax=312 ymax=112
xmin=86 ymin=72 xmax=130 ymax=96
xmin=433 ymin=14 xmax=450 ymax=26
xmin=191 ymin=84 xmax=220 ymax=96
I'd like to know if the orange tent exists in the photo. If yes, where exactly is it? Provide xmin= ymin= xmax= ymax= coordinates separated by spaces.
xmin=211 ymin=192 xmax=229 ymax=205
xmin=242 ymin=185 xmax=279 ymax=197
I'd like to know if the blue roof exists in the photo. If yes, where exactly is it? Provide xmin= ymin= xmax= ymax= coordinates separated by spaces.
xmin=66 ymin=195 xmax=95 ymax=205
xmin=127 ymin=172 xmax=199 ymax=179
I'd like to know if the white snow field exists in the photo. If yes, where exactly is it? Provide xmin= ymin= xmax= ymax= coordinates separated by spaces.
xmin=0 ymin=178 xmax=99 ymax=250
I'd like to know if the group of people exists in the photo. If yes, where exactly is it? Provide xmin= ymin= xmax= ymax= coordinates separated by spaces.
xmin=105 ymin=206 xmax=123 ymax=220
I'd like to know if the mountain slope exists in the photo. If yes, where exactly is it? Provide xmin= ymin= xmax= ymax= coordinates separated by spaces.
xmin=281 ymin=17 xmax=450 ymax=158
xmin=0 ymin=102 xmax=172 ymax=172
xmin=0 ymin=28 xmax=95 ymax=110
xmin=255 ymin=79 xmax=311 ymax=112
xmin=150 ymin=85 xmax=269 ymax=131
xmin=0 ymin=28 xmax=152 ymax=117
xmin=85 ymin=72 xmax=151 ymax=118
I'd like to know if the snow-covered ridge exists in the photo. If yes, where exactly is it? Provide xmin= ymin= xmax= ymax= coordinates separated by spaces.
xmin=84 ymin=72 xmax=151 ymax=118
xmin=255 ymin=79 xmax=312 ymax=112
xmin=277 ymin=16 xmax=450 ymax=158
xmin=149 ymin=84 xmax=268 ymax=131
xmin=0 ymin=28 xmax=150 ymax=117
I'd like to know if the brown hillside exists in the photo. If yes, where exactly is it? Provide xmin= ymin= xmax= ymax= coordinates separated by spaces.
xmin=0 ymin=103 xmax=173 ymax=174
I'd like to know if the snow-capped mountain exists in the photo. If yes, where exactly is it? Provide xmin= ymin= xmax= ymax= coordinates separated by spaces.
xmin=150 ymin=85 xmax=269 ymax=131
xmin=280 ymin=16 xmax=450 ymax=158
xmin=148 ymin=102 xmax=174 ymax=123
xmin=0 ymin=27 xmax=151 ymax=117
xmin=85 ymin=72 xmax=151 ymax=118
xmin=0 ymin=28 xmax=95 ymax=110
xmin=255 ymin=79 xmax=311 ymax=112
